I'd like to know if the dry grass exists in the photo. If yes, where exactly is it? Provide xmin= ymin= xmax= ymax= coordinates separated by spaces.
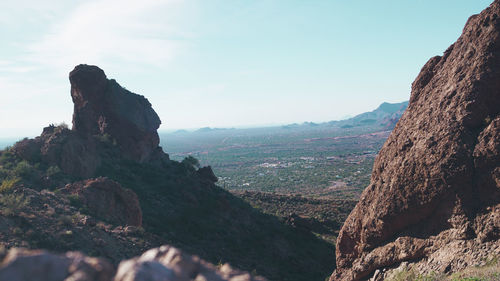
xmin=448 ymin=257 xmax=500 ymax=281
xmin=385 ymin=258 xmax=500 ymax=281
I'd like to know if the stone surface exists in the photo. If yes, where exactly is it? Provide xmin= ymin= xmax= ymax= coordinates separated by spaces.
xmin=331 ymin=1 xmax=500 ymax=280
xmin=196 ymin=166 xmax=218 ymax=183
xmin=62 ymin=177 xmax=142 ymax=227
xmin=0 ymin=248 xmax=114 ymax=281
xmin=70 ymin=64 xmax=162 ymax=163
xmin=0 ymin=246 xmax=264 ymax=281
xmin=12 ymin=124 xmax=100 ymax=178
xmin=115 ymin=245 xmax=266 ymax=281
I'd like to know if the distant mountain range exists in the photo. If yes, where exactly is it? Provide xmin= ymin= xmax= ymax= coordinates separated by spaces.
xmin=169 ymin=101 xmax=409 ymax=135
xmin=280 ymin=101 xmax=408 ymax=130
xmin=329 ymin=101 xmax=408 ymax=130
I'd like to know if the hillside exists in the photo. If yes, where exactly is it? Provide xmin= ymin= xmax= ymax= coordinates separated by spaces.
xmin=0 ymin=64 xmax=336 ymax=281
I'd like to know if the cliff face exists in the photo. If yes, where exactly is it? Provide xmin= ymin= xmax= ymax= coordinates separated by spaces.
xmin=70 ymin=64 xmax=162 ymax=163
xmin=332 ymin=1 xmax=500 ymax=280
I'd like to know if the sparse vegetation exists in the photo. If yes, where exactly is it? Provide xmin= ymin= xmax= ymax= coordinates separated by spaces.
xmin=385 ymin=258 xmax=500 ymax=281
xmin=181 ymin=155 xmax=200 ymax=170
xmin=0 ymin=177 xmax=19 ymax=193
xmin=0 ymin=193 xmax=30 ymax=216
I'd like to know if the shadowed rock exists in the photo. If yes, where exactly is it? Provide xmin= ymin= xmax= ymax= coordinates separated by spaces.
xmin=12 ymin=125 xmax=100 ymax=178
xmin=62 ymin=177 xmax=142 ymax=227
xmin=0 ymin=246 xmax=266 ymax=281
xmin=0 ymin=248 xmax=114 ymax=281
xmin=331 ymin=1 xmax=500 ymax=280
xmin=70 ymin=64 xmax=162 ymax=163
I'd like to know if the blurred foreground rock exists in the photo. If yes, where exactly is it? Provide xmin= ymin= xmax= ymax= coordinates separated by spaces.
xmin=0 ymin=246 xmax=266 ymax=281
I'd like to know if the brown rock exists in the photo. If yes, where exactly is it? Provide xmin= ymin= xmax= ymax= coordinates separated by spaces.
xmin=12 ymin=124 xmax=100 ymax=178
xmin=332 ymin=1 xmax=500 ymax=280
xmin=62 ymin=177 xmax=142 ymax=227
xmin=115 ymin=245 xmax=266 ymax=281
xmin=69 ymin=64 xmax=162 ymax=163
xmin=0 ymin=248 xmax=114 ymax=281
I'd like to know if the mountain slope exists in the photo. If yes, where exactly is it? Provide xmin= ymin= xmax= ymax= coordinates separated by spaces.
xmin=0 ymin=64 xmax=336 ymax=281
xmin=330 ymin=101 xmax=408 ymax=129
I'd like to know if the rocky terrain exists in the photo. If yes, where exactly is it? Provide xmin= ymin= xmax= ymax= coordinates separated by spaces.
xmin=331 ymin=1 xmax=500 ymax=280
xmin=0 ymin=64 xmax=335 ymax=281
xmin=0 ymin=245 xmax=266 ymax=281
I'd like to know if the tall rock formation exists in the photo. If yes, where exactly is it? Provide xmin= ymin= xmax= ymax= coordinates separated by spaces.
xmin=12 ymin=65 xmax=167 ymax=178
xmin=332 ymin=1 xmax=500 ymax=280
xmin=69 ymin=64 xmax=162 ymax=162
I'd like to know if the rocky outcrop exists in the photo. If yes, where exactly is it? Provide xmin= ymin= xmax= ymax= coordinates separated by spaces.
xmin=332 ymin=1 xmax=500 ymax=280
xmin=62 ymin=177 xmax=142 ymax=227
xmin=196 ymin=166 xmax=218 ymax=183
xmin=11 ymin=65 xmax=168 ymax=178
xmin=12 ymin=124 xmax=100 ymax=178
xmin=70 ymin=64 xmax=162 ymax=163
xmin=0 ymin=246 xmax=265 ymax=281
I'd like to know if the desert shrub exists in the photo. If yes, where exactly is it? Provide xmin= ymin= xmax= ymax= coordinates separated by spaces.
xmin=46 ymin=165 xmax=61 ymax=178
xmin=57 ymin=122 xmax=69 ymax=129
xmin=13 ymin=160 xmax=35 ymax=179
xmin=0 ymin=193 xmax=30 ymax=216
xmin=58 ymin=215 xmax=73 ymax=226
xmin=96 ymin=133 xmax=117 ymax=146
xmin=0 ymin=177 xmax=20 ymax=194
xmin=67 ymin=194 xmax=82 ymax=208
xmin=182 ymin=155 xmax=200 ymax=170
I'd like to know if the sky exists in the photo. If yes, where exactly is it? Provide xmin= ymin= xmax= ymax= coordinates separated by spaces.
xmin=0 ymin=0 xmax=493 ymax=137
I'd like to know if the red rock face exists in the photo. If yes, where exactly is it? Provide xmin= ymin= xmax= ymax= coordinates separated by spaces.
xmin=69 ymin=64 xmax=162 ymax=163
xmin=63 ymin=177 xmax=142 ymax=227
xmin=332 ymin=2 xmax=500 ymax=280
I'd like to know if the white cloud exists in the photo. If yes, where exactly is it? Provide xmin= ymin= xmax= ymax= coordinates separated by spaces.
xmin=26 ymin=0 xmax=191 ymax=73
xmin=0 ymin=0 xmax=195 ymax=136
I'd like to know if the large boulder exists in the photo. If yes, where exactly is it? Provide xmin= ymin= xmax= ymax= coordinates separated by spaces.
xmin=332 ymin=1 xmax=500 ymax=280
xmin=69 ymin=64 xmax=162 ymax=163
xmin=114 ymin=245 xmax=266 ymax=281
xmin=0 ymin=248 xmax=114 ymax=281
xmin=0 ymin=246 xmax=265 ymax=281
xmin=62 ymin=177 xmax=142 ymax=227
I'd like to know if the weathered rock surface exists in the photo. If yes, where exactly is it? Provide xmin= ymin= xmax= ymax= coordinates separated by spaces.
xmin=62 ymin=177 xmax=142 ymax=227
xmin=332 ymin=1 xmax=500 ymax=280
xmin=0 ymin=246 xmax=265 ymax=281
xmin=370 ymin=239 xmax=500 ymax=281
xmin=70 ymin=64 xmax=162 ymax=163
xmin=115 ymin=245 xmax=266 ymax=281
xmin=0 ymin=248 xmax=114 ymax=281
xmin=12 ymin=124 xmax=100 ymax=178
xmin=11 ymin=65 xmax=168 ymax=178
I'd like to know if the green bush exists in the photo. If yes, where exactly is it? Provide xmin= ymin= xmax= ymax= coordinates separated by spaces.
xmin=0 ymin=177 xmax=20 ymax=194
xmin=46 ymin=165 xmax=61 ymax=178
xmin=67 ymin=194 xmax=82 ymax=208
xmin=13 ymin=161 xmax=35 ymax=179
xmin=0 ymin=193 xmax=30 ymax=216
xmin=182 ymin=155 xmax=200 ymax=170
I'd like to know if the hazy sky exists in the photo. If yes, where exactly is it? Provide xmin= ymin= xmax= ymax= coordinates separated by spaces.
xmin=0 ymin=0 xmax=492 ymax=137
